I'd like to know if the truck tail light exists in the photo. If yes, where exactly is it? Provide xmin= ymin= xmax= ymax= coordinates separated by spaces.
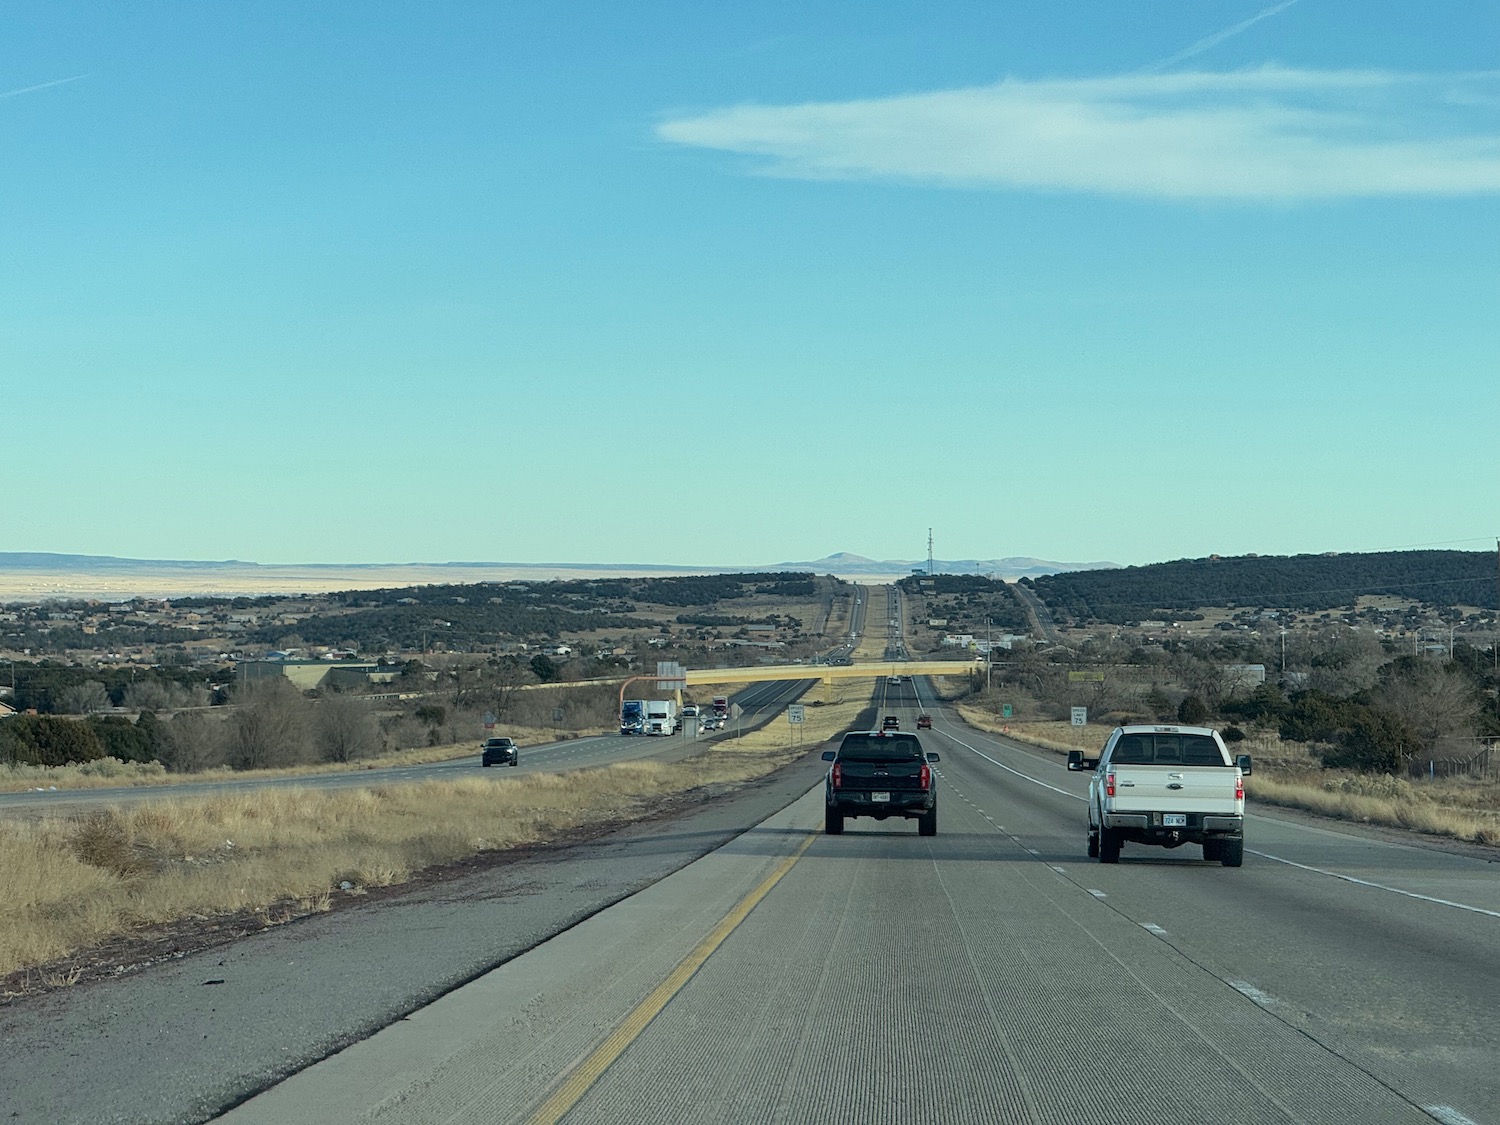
xmin=1106 ymin=772 xmax=1116 ymax=798
xmin=919 ymin=763 xmax=931 ymax=790
xmin=1235 ymin=775 xmax=1244 ymax=801
xmin=831 ymin=762 xmax=842 ymax=788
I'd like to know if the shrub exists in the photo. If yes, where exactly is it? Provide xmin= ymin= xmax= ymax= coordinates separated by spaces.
xmin=1177 ymin=695 xmax=1208 ymax=724
xmin=86 ymin=716 xmax=158 ymax=763
xmin=0 ymin=715 xmax=108 ymax=766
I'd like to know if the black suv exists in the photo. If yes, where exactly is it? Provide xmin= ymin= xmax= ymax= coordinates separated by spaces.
xmin=821 ymin=731 xmax=940 ymax=836
xmin=481 ymin=737 xmax=519 ymax=767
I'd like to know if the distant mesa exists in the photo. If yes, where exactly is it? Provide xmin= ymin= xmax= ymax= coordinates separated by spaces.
xmin=785 ymin=553 xmax=1117 ymax=580
xmin=0 ymin=550 xmax=1119 ymax=601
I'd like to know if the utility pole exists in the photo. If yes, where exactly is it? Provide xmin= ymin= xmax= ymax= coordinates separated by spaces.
xmin=927 ymin=528 xmax=934 ymax=576
xmin=986 ymin=617 xmax=992 ymax=690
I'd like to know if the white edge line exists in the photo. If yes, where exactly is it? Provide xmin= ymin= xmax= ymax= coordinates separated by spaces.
xmin=1423 ymin=1107 xmax=1482 ymax=1125
xmin=1250 ymin=850 xmax=1500 ymax=920
xmin=928 ymin=704 xmax=1499 ymax=925
xmin=1227 ymin=980 xmax=1275 ymax=1006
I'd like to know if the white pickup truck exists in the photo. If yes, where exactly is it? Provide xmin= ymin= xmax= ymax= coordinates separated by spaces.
xmin=1068 ymin=724 xmax=1252 ymax=867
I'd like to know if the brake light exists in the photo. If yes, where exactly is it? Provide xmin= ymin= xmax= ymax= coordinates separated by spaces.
xmin=919 ymin=763 xmax=931 ymax=789
xmin=831 ymin=762 xmax=842 ymax=788
xmin=1106 ymin=772 xmax=1116 ymax=798
xmin=1235 ymin=774 xmax=1244 ymax=801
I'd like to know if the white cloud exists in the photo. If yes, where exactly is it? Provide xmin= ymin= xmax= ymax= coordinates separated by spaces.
xmin=656 ymin=67 xmax=1500 ymax=200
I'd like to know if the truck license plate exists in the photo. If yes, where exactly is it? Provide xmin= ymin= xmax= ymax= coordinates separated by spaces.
xmin=872 ymin=792 xmax=890 ymax=803
xmin=1163 ymin=814 xmax=1187 ymax=827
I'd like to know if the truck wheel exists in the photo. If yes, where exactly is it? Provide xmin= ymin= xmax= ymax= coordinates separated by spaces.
xmin=918 ymin=807 xmax=937 ymax=837
xmin=1099 ymin=828 xmax=1121 ymax=864
xmin=1202 ymin=839 xmax=1221 ymax=862
xmin=1087 ymin=832 xmax=1099 ymax=858
xmin=825 ymin=807 xmax=844 ymax=835
xmin=1220 ymin=838 xmax=1244 ymax=867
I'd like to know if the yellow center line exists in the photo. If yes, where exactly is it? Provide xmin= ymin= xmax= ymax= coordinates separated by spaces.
xmin=526 ymin=831 xmax=819 ymax=1125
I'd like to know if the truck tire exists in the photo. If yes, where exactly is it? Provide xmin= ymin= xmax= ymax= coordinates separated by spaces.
xmin=918 ymin=807 xmax=937 ymax=837
xmin=1220 ymin=838 xmax=1244 ymax=868
xmin=1099 ymin=828 xmax=1121 ymax=864
xmin=1087 ymin=832 xmax=1099 ymax=858
xmin=825 ymin=807 xmax=844 ymax=835
xmin=1202 ymin=839 xmax=1221 ymax=862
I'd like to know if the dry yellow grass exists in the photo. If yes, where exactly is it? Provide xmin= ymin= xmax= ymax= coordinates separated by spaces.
xmin=851 ymin=585 xmax=893 ymax=661
xmin=0 ymin=733 xmax=840 ymax=983
xmin=1250 ymin=771 xmax=1500 ymax=845
xmin=717 ymin=678 xmax=876 ymax=754
xmin=954 ymin=704 xmax=1111 ymax=753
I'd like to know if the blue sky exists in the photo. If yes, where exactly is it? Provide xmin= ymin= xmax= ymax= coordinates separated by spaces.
xmin=3 ymin=2 xmax=1496 ymax=568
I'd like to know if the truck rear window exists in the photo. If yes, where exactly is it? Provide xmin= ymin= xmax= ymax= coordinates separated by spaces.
xmin=1112 ymin=734 xmax=1226 ymax=766
xmin=838 ymin=733 xmax=924 ymax=761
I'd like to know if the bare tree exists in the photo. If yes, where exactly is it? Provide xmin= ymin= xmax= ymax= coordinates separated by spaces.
xmin=123 ymin=681 xmax=175 ymax=712
xmin=159 ymin=712 xmax=226 ymax=772
xmin=227 ymin=678 xmax=311 ymax=770
xmin=1307 ymin=630 xmax=1386 ymax=696
xmin=57 ymin=681 xmax=110 ymax=714
xmin=1377 ymin=663 xmax=1479 ymax=753
xmin=315 ymin=694 xmax=380 ymax=763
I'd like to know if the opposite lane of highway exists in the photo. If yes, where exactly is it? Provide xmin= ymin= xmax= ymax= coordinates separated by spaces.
xmin=0 ymin=678 xmax=813 ymax=816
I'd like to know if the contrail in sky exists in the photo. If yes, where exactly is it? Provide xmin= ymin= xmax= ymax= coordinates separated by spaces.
xmin=1145 ymin=0 xmax=1300 ymax=71
xmin=0 ymin=73 xmax=89 ymax=99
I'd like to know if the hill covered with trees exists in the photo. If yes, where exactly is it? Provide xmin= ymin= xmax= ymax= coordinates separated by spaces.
xmin=1027 ymin=550 xmax=1497 ymax=625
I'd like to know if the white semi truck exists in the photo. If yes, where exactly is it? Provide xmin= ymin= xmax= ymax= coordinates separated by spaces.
xmin=645 ymin=699 xmax=678 ymax=736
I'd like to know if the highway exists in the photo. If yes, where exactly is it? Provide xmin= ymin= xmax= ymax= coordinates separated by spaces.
xmin=204 ymin=673 xmax=1500 ymax=1125
xmin=0 ymin=678 xmax=812 ymax=816
xmin=7 ymin=593 xmax=1498 ymax=1125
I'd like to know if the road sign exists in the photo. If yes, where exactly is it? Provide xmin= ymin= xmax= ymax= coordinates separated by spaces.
xmin=1071 ymin=707 xmax=1088 ymax=727
xmin=787 ymin=704 xmax=805 ymax=725
xmin=730 ymin=703 xmax=743 ymax=719
xmin=1068 ymin=671 xmax=1106 ymax=683
xmin=1002 ymin=704 xmax=1013 ymax=719
xmin=655 ymin=660 xmax=686 ymax=691
xmin=483 ymin=712 xmax=496 ymax=726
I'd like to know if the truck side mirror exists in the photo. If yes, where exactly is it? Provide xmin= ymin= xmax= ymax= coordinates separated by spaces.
xmin=821 ymin=750 xmax=837 ymax=761
xmin=1067 ymin=751 xmax=1084 ymax=771
xmin=1236 ymin=753 xmax=1252 ymax=775
xmin=926 ymin=752 xmax=941 ymax=763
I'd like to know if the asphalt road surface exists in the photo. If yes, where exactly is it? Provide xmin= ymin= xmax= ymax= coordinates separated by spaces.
xmin=0 ymin=679 xmax=811 ymax=816
xmin=6 ymin=678 xmax=1496 ymax=1124
xmin=213 ymin=678 xmax=1500 ymax=1125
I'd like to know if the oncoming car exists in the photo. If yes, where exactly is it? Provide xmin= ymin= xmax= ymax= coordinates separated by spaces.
xmin=481 ymin=737 xmax=519 ymax=767
xmin=821 ymin=731 xmax=940 ymax=836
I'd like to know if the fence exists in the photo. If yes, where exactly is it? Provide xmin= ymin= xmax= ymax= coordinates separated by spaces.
xmin=1411 ymin=737 xmax=1497 ymax=780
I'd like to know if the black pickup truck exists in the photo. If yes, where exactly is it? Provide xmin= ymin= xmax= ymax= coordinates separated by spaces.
xmin=822 ymin=731 xmax=941 ymax=836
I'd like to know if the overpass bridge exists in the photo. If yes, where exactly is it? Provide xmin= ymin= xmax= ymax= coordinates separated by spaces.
xmin=612 ymin=660 xmax=981 ymax=710
xmin=682 ymin=661 xmax=979 ymax=686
